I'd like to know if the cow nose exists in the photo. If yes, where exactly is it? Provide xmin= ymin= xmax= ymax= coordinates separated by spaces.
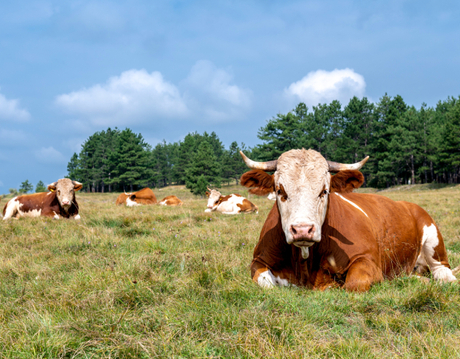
xmin=290 ymin=223 xmax=315 ymax=241
xmin=62 ymin=200 xmax=70 ymax=205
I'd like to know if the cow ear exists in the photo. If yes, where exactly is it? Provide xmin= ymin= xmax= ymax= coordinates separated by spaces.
xmin=240 ymin=170 xmax=275 ymax=196
xmin=205 ymin=191 xmax=210 ymax=197
xmin=130 ymin=194 xmax=136 ymax=200
xmin=47 ymin=182 xmax=57 ymax=192
xmin=72 ymin=181 xmax=83 ymax=192
xmin=331 ymin=170 xmax=364 ymax=193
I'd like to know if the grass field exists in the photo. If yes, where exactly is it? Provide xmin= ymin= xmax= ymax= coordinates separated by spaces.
xmin=1 ymin=184 xmax=460 ymax=358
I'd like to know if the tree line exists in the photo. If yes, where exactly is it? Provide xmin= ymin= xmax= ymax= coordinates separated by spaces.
xmin=67 ymin=93 xmax=460 ymax=193
xmin=67 ymin=128 xmax=249 ymax=194
xmin=253 ymin=94 xmax=460 ymax=188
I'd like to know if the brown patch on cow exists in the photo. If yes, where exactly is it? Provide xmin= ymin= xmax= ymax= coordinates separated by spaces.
xmin=240 ymin=170 xmax=274 ymax=196
xmin=115 ymin=193 xmax=130 ymax=205
xmin=160 ymin=195 xmax=183 ymax=206
xmin=330 ymin=170 xmax=364 ymax=193
xmin=237 ymin=199 xmax=258 ymax=213
xmin=216 ymin=195 xmax=232 ymax=206
xmin=253 ymin=267 xmax=268 ymax=283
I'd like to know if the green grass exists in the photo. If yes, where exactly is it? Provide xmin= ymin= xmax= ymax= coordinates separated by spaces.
xmin=1 ymin=184 xmax=460 ymax=358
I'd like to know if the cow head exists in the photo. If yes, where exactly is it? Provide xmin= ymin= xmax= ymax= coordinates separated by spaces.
xmin=47 ymin=178 xmax=83 ymax=211
xmin=240 ymin=149 xmax=367 ymax=258
xmin=205 ymin=187 xmax=222 ymax=210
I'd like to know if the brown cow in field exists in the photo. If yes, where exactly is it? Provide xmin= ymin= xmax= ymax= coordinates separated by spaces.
xmin=205 ymin=188 xmax=258 ymax=214
xmin=2 ymin=179 xmax=82 ymax=220
xmin=116 ymin=188 xmax=157 ymax=206
xmin=158 ymin=195 xmax=183 ymax=206
xmin=240 ymin=149 xmax=457 ymax=292
xmin=116 ymin=188 xmax=183 ymax=207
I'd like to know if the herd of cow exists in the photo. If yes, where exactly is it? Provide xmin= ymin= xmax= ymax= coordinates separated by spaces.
xmin=2 ymin=149 xmax=459 ymax=292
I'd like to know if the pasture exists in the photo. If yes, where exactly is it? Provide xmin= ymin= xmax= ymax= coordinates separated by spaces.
xmin=1 ymin=184 xmax=460 ymax=358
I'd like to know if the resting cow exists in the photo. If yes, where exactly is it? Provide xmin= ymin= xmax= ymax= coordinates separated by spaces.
xmin=116 ymin=188 xmax=157 ymax=206
xmin=3 ymin=179 xmax=82 ymax=220
xmin=158 ymin=195 xmax=183 ymax=206
xmin=116 ymin=188 xmax=183 ymax=207
xmin=240 ymin=149 xmax=457 ymax=292
xmin=205 ymin=188 xmax=258 ymax=214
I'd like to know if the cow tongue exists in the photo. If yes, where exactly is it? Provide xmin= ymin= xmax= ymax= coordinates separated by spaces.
xmin=300 ymin=246 xmax=309 ymax=259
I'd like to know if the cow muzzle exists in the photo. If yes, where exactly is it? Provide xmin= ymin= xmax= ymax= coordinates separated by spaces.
xmin=289 ymin=223 xmax=319 ymax=245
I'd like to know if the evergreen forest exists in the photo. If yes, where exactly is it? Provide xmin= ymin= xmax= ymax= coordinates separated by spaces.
xmin=67 ymin=94 xmax=460 ymax=193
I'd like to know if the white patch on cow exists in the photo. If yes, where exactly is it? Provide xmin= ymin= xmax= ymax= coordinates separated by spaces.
xmin=126 ymin=197 xmax=140 ymax=207
xmin=47 ymin=192 xmax=52 ymax=195
xmin=267 ymin=192 xmax=276 ymax=201
xmin=257 ymin=269 xmax=291 ymax=288
xmin=74 ymin=214 xmax=81 ymax=220
xmin=19 ymin=209 xmax=42 ymax=218
xmin=414 ymin=253 xmax=428 ymax=274
xmin=204 ymin=208 xmax=212 ymax=213
xmin=274 ymin=150 xmax=331 ymax=244
xmin=421 ymin=224 xmax=456 ymax=282
xmin=300 ymin=246 xmax=310 ymax=259
xmin=334 ymin=193 xmax=368 ymax=218
xmin=53 ymin=211 xmax=60 ymax=219
xmin=3 ymin=197 xmax=21 ymax=220
xmin=158 ymin=200 xmax=167 ymax=206
xmin=328 ymin=254 xmax=337 ymax=269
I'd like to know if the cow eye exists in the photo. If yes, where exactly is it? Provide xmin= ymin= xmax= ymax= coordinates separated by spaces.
xmin=319 ymin=188 xmax=329 ymax=198
xmin=276 ymin=184 xmax=288 ymax=202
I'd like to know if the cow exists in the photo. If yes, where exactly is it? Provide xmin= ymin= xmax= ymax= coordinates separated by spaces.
xmin=115 ymin=188 xmax=157 ymax=206
xmin=158 ymin=195 xmax=183 ymax=206
xmin=205 ymin=188 xmax=258 ymax=214
xmin=2 ymin=178 xmax=82 ymax=220
xmin=239 ymin=149 xmax=457 ymax=292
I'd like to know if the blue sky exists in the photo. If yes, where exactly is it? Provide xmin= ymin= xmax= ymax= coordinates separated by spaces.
xmin=1 ymin=0 xmax=460 ymax=192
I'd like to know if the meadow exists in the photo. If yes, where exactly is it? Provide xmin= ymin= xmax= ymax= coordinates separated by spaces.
xmin=1 ymin=184 xmax=460 ymax=358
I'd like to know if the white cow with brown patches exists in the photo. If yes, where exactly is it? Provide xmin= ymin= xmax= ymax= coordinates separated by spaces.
xmin=205 ymin=188 xmax=258 ymax=214
xmin=2 ymin=179 xmax=82 ymax=220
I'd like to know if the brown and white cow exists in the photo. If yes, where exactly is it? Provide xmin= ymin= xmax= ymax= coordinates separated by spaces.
xmin=115 ymin=188 xmax=157 ymax=206
xmin=2 ymin=178 xmax=82 ymax=220
xmin=115 ymin=188 xmax=183 ymax=207
xmin=240 ymin=149 xmax=457 ymax=292
xmin=205 ymin=188 xmax=258 ymax=214
xmin=158 ymin=195 xmax=183 ymax=206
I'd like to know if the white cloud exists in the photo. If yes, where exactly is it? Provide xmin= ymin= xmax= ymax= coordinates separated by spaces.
xmin=182 ymin=60 xmax=252 ymax=122
xmin=0 ymin=91 xmax=31 ymax=122
xmin=55 ymin=62 xmax=252 ymax=130
xmin=284 ymin=68 xmax=366 ymax=107
xmin=34 ymin=146 xmax=66 ymax=164
xmin=55 ymin=69 xmax=189 ymax=127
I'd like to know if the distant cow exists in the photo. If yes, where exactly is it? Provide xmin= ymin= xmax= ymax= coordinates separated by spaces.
xmin=116 ymin=188 xmax=183 ymax=207
xmin=205 ymin=188 xmax=258 ymax=214
xmin=3 ymin=179 xmax=82 ymax=220
xmin=158 ymin=195 xmax=183 ymax=206
xmin=240 ymin=149 xmax=457 ymax=292
xmin=116 ymin=188 xmax=157 ymax=206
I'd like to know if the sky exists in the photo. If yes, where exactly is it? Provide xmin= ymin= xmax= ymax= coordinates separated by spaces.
xmin=1 ymin=0 xmax=460 ymax=192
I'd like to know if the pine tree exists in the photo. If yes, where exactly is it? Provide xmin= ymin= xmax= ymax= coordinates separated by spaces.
xmin=185 ymin=140 xmax=221 ymax=195
xmin=19 ymin=180 xmax=33 ymax=194
xmin=35 ymin=180 xmax=47 ymax=193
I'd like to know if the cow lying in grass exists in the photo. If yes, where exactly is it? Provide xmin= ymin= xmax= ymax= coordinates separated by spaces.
xmin=205 ymin=188 xmax=258 ymax=214
xmin=3 ymin=179 xmax=82 ymax=220
xmin=116 ymin=188 xmax=183 ymax=207
xmin=240 ymin=149 xmax=457 ymax=292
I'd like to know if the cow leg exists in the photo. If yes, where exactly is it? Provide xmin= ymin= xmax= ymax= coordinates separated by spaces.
xmin=344 ymin=258 xmax=383 ymax=292
xmin=251 ymin=261 xmax=295 ymax=288
xmin=421 ymin=224 xmax=456 ymax=282
xmin=3 ymin=198 xmax=20 ymax=220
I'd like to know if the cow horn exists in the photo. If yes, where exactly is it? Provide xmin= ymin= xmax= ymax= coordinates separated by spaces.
xmin=327 ymin=156 xmax=369 ymax=172
xmin=240 ymin=151 xmax=277 ymax=171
